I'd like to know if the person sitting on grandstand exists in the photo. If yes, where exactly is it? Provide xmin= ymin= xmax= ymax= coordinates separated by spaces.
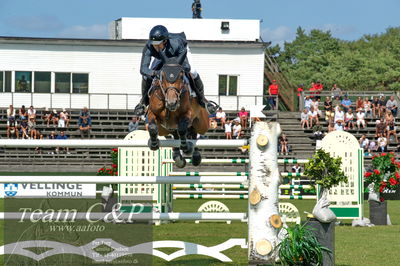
xmin=378 ymin=96 xmax=386 ymax=116
xmin=372 ymin=96 xmax=380 ymax=118
xmin=356 ymin=108 xmax=366 ymax=129
xmin=215 ymin=107 xmax=226 ymax=129
xmin=133 ymin=25 xmax=216 ymax=116
xmin=308 ymin=106 xmax=319 ymax=128
xmin=128 ymin=116 xmax=140 ymax=132
xmin=375 ymin=119 xmax=387 ymax=138
xmin=6 ymin=117 xmax=19 ymax=139
xmin=18 ymin=105 xmax=28 ymax=122
xmin=232 ymin=120 xmax=242 ymax=139
xmin=386 ymin=120 xmax=398 ymax=144
xmin=56 ymin=131 xmax=70 ymax=154
xmin=355 ymin=97 xmax=363 ymax=111
xmin=7 ymin=104 xmax=15 ymax=121
xmin=304 ymin=96 xmax=312 ymax=111
xmin=384 ymin=109 xmax=394 ymax=125
xmin=334 ymin=120 xmax=344 ymax=131
xmin=28 ymin=105 xmax=36 ymax=122
xmin=42 ymin=107 xmax=52 ymax=127
xmin=279 ymin=133 xmax=289 ymax=155
xmin=238 ymin=107 xmax=249 ymax=129
xmin=20 ymin=120 xmax=29 ymax=139
xmin=79 ymin=118 xmax=91 ymax=139
xmin=334 ymin=107 xmax=344 ymax=123
xmin=224 ymin=119 xmax=232 ymax=139
xmin=368 ymin=139 xmax=377 ymax=155
xmin=60 ymin=108 xmax=70 ymax=127
xmin=386 ymin=96 xmax=398 ymax=117
xmin=332 ymin=96 xmax=341 ymax=111
xmin=79 ymin=107 xmax=92 ymax=126
xmin=51 ymin=109 xmax=59 ymax=127
xmin=359 ymin=134 xmax=369 ymax=152
xmin=208 ymin=113 xmax=217 ymax=129
xmin=324 ymin=96 xmax=334 ymax=122
xmin=344 ymin=109 xmax=355 ymax=130
xmin=377 ymin=133 xmax=388 ymax=152
xmin=300 ymin=109 xmax=310 ymax=129
xmin=341 ymin=95 xmax=352 ymax=113
xmin=311 ymin=97 xmax=322 ymax=116
xmin=363 ymin=97 xmax=372 ymax=118
xmin=28 ymin=116 xmax=38 ymax=139
xmin=331 ymin=83 xmax=342 ymax=99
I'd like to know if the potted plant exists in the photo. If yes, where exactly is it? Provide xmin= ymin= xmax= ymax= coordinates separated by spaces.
xmin=278 ymin=223 xmax=331 ymax=266
xmin=364 ymin=152 xmax=400 ymax=225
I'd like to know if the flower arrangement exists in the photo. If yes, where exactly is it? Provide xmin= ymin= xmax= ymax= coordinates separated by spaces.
xmin=364 ymin=152 xmax=400 ymax=201
xmin=97 ymin=148 xmax=118 ymax=176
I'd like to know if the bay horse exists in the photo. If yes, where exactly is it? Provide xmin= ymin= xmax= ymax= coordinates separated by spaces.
xmin=146 ymin=52 xmax=209 ymax=168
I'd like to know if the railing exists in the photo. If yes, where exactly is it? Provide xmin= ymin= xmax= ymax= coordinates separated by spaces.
xmin=299 ymin=91 xmax=398 ymax=111
xmin=0 ymin=92 xmax=278 ymax=113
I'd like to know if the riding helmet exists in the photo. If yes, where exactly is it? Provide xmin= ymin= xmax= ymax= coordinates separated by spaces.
xmin=149 ymin=25 xmax=169 ymax=45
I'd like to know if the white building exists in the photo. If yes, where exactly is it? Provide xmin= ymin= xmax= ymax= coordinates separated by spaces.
xmin=0 ymin=18 xmax=266 ymax=110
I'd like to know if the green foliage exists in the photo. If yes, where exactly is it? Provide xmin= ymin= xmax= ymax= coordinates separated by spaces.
xmin=277 ymin=223 xmax=330 ymax=265
xmin=274 ymin=27 xmax=400 ymax=91
xmin=304 ymin=149 xmax=348 ymax=189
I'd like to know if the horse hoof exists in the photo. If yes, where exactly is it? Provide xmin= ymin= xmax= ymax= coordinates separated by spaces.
xmin=192 ymin=151 xmax=202 ymax=166
xmin=181 ymin=142 xmax=194 ymax=155
xmin=174 ymin=155 xmax=186 ymax=168
xmin=147 ymin=139 xmax=159 ymax=151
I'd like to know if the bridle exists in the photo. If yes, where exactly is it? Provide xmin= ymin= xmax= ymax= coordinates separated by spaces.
xmin=157 ymin=64 xmax=186 ymax=103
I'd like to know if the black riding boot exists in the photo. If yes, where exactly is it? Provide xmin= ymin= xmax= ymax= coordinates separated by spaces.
xmin=193 ymin=75 xmax=218 ymax=114
xmin=133 ymin=77 xmax=152 ymax=116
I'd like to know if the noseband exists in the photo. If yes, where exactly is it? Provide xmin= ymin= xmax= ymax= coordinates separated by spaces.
xmin=158 ymin=64 xmax=186 ymax=102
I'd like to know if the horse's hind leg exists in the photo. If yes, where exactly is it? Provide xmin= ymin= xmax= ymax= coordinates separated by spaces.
xmin=172 ymin=132 xmax=186 ymax=168
xmin=188 ymin=127 xmax=201 ymax=166
xmin=147 ymin=113 xmax=160 ymax=150
xmin=178 ymin=117 xmax=194 ymax=155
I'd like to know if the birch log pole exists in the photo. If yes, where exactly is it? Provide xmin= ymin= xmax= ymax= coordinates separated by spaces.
xmin=248 ymin=122 xmax=282 ymax=264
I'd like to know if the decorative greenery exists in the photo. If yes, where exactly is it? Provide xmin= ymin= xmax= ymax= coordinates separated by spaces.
xmin=364 ymin=153 xmax=400 ymax=198
xmin=97 ymin=148 xmax=118 ymax=176
xmin=304 ymin=149 xmax=348 ymax=189
xmin=278 ymin=223 xmax=331 ymax=266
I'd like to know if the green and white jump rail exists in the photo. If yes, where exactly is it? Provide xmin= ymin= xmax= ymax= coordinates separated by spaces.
xmin=162 ymin=158 xmax=309 ymax=164
xmin=173 ymin=195 xmax=316 ymax=199
xmin=172 ymin=184 xmax=312 ymax=190
xmin=169 ymin=172 xmax=249 ymax=176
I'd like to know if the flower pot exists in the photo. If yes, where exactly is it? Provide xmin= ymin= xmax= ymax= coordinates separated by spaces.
xmin=369 ymin=200 xmax=387 ymax=225
xmin=307 ymin=218 xmax=335 ymax=266
xmin=367 ymin=183 xmax=380 ymax=202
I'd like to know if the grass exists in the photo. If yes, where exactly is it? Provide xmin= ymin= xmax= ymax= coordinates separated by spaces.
xmin=0 ymin=173 xmax=399 ymax=265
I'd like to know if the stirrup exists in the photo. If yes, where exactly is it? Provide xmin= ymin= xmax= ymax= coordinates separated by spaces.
xmin=133 ymin=103 xmax=146 ymax=116
xmin=205 ymin=101 xmax=219 ymax=114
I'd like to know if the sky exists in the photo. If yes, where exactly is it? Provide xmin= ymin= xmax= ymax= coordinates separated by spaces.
xmin=0 ymin=0 xmax=399 ymax=46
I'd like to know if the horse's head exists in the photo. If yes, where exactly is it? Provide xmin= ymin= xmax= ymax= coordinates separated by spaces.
xmin=158 ymin=51 xmax=187 ymax=112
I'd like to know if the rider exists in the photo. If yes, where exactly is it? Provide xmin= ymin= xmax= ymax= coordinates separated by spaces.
xmin=133 ymin=25 xmax=217 ymax=116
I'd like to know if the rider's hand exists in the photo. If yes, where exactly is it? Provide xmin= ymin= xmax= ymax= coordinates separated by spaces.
xmin=152 ymin=70 xmax=161 ymax=78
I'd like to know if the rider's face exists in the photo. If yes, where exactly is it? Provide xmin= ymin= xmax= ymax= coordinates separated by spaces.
xmin=152 ymin=40 xmax=166 ymax=52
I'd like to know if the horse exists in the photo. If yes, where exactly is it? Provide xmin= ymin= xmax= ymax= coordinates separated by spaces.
xmin=146 ymin=52 xmax=209 ymax=168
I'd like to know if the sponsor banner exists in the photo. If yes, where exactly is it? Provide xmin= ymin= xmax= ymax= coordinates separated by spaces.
xmin=0 ymin=183 xmax=96 ymax=198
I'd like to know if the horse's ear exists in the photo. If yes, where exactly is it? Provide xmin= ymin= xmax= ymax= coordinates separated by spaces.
xmin=177 ymin=50 xmax=187 ymax=65
xmin=159 ymin=50 xmax=168 ymax=64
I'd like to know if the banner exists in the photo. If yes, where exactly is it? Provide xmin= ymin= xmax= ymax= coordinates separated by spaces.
xmin=0 ymin=183 xmax=96 ymax=198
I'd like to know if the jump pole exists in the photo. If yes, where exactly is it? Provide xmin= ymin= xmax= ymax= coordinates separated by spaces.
xmin=172 ymin=184 xmax=312 ymax=189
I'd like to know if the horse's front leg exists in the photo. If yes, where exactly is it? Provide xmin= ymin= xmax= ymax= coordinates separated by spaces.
xmin=147 ymin=112 xmax=160 ymax=151
xmin=178 ymin=116 xmax=193 ymax=155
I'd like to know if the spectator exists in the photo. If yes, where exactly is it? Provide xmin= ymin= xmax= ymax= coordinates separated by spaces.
xmin=6 ymin=117 xmax=19 ymax=139
xmin=292 ymin=163 xmax=302 ymax=173
xmin=300 ymin=109 xmax=310 ymax=129
xmin=304 ymin=96 xmax=312 ymax=111
xmin=341 ymin=95 xmax=352 ymax=113
xmin=308 ymin=106 xmax=319 ymax=128
xmin=216 ymin=107 xmax=227 ymax=129
xmin=372 ymin=97 xmax=380 ymax=118
xmin=311 ymin=98 xmax=322 ymax=116
xmin=332 ymin=96 xmax=341 ymax=112
xmin=309 ymin=82 xmax=316 ymax=99
xmin=359 ymin=134 xmax=369 ymax=152
xmin=60 ymin=108 xmax=70 ymax=127
xmin=356 ymin=108 xmax=366 ymax=129
xmin=375 ymin=119 xmax=387 ymax=138
xmin=7 ymin=104 xmax=16 ymax=121
xmin=385 ymin=110 xmax=394 ymax=125
xmin=56 ymin=131 xmax=70 ymax=154
xmin=377 ymin=133 xmax=388 ymax=152
xmin=42 ymin=107 xmax=52 ymax=127
xmin=28 ymin=116 xmax=38 ymax=139
xmin=208 ymin=113 xmax=217 ymax=129
xmin=268 ymin=80 xmax=279 ymax=110
xmin=363 ymin=97 xmax=372 ymax=118
xmin=79 ymin=107 xmax=92 ymax=125
xmin=344 ymin=109 xmax=355 ymax=130
xmin=18 ymin=105 xmax=28 ymax=121
xmin=334 ymin=121 xmax=344 ymax=131
xmin=386 ymin=96 xmax=398 ymax=117
xmin=368 ymin=139 xmax=377 ymax=155
xmin=356 ymin=97 xmax=363 ymax=110
xmin=51 ymin=109 xmax=59 ymax=127
xmin=334 ymin=107 xmax=344 ymax=123
xmin=297 ymin=84 xmax=304 ymax=109
xmin=328 ymin=122 xmax=335 ymax=132
xmin=312 ymin=125 xmax=323 ymax=140
xmin=324 ymin=96 xmax=334 ymax=123
xmin=20 ymin=120 xmax=29 ymax=139
xmin=314 ymin=81 xmax=323 ymax=99
xmin=224 ymin=120 xmax=232 ymax=139
xmin=331 ymin=84 xmax=342 ymax=99
xmin=238 ymin=107 xmax=249 ymax=129
xmin=79 ymin=118 xmax=91 ymax=138
xmin=232 ymin=120 xmax=242 ymax=139
xmin=386 ymin=120 xmax=398 ymax=143
xmin=378 ymin=96 xmax=386 ymax=115
xmin=48 ymin=131 xmax=57 ymax=154
xmin=128 ymin=116 xmax=139 ymax=132
xmin=279 ymin=133 xmax=289 ymax=155
xmin=35 ymin=133 xmax=44 ymax=154
xmin=28 ymin=105 xmax=36 ymax=122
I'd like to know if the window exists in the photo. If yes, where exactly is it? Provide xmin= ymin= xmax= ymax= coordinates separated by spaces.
xmin=34 ymin=72 xmax=51 ymax=93
xmin=15 ymin=71 xmax=32 ymax=93
xmin=4 ymin=71 xmax=11 ymax=92
xmin=72 ymin=73 xmax=88 ymax=93
xmin=55 ymin=73 xmax=71 ymax=93
xmin=0 ymin=72 xmax=3 ymax=92
xmin=218 ymin=75 xmax=238 ymax=96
